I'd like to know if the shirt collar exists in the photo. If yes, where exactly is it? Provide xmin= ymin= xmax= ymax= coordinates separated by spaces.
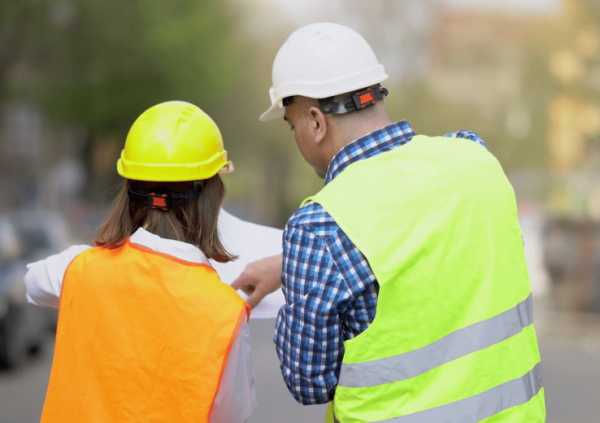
xmin=325 ymin=120 xmax=416 ymax=185
xmin=130 ymin=228 xmax=210 ymax=265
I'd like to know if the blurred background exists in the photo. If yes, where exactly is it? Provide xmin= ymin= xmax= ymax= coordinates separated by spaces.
xmin=1 ymin=0 xmax=599 ymax=421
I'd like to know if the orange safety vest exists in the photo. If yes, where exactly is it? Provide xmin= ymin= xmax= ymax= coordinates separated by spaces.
xmin=41 ymin=239 xmax=250 ymax=423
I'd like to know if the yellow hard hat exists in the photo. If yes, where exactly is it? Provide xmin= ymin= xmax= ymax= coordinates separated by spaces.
xmin=117 ymin=101 xmax=233 ymax=182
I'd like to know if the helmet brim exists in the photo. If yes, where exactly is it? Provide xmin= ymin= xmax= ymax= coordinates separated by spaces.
xmin=259 ymin=102 xmax=285 ymax=121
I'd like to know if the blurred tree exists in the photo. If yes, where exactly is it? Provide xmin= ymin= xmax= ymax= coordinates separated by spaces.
xmin=1 ymin=0 xmax=244 ymax=202
xmin=13 ymin=0 xmax=241 ymax=133
xmin=0 ymin=0 xmax=46 ymax=99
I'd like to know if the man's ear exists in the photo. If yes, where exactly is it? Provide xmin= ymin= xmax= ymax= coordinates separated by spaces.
xmin=308 ymin=106 xmax=328 ymax=145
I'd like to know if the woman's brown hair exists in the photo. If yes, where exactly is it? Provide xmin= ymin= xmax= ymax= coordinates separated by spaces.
xmin=95 ymin=175 xmax=236 ymax=262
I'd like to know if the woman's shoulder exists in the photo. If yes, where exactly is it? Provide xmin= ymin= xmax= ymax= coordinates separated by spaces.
xmin=24 ymin=244 xmax=93 ymax=308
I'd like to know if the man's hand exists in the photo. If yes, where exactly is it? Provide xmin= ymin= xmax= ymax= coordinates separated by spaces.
xmin=231 ymin=255 xmax=283 ymax=309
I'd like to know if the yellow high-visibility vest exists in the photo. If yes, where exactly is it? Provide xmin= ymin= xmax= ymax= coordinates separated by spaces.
xmin=308 ymin=135 xmax=545 ymax=423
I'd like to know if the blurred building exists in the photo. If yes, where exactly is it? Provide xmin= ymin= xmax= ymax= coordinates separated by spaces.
xmin=424 ymin=0 xmax=600 ymax=217
xmin=0 ymin=103 xmax=48 ymax=213
xmin=429 ymin=9 xmax=544 ymax=119
xmin=0 ymin=102 xmax=89 ymax=246
xmin=420 ymin=0 xmax=600 ymax=311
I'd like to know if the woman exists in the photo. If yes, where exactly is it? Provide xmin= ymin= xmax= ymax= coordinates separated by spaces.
xmin=25 ymin=101 xmax=256 ymax=422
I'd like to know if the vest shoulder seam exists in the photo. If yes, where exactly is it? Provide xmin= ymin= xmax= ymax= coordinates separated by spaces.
xmin=126 ymin=238 xmax=217 ymax=271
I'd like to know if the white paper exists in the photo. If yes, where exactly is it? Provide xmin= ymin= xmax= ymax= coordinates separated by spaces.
xmin=211 ymin=209 xmax=286 ymax=319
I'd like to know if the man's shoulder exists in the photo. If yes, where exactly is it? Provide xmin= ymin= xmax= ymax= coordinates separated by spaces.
xmin=285 ymin=201 xmax=340 ymax=239
xmin=442 ymin=130 xmax=487 ymax=149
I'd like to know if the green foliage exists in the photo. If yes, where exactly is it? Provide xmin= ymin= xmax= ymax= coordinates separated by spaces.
xmin=0 ymin=0 xmax=46 ymax=95
xmin=7 ymin=0 xmax=242 ymax=135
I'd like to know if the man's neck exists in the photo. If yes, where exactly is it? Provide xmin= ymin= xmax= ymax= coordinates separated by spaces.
xmin=326 ymin=114 xmax=393 ymax=168
xmin=340 ymin=115 xmax=393 ymax=147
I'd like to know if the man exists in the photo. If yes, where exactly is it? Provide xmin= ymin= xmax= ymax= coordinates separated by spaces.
xmin=233 ymin=22 xmax=545 ymax=422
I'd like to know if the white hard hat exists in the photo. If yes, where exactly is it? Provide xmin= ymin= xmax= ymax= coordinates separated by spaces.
xmin=260 ymin=22 xmax=388 ymax=121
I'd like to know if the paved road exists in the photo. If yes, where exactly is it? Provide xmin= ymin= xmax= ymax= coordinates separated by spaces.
xmin=0 ymin=319 xmax=598 ymax=423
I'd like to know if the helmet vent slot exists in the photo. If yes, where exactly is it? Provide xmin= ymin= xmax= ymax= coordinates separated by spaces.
xmin=175 ymin=117 xmax=189 ymax=135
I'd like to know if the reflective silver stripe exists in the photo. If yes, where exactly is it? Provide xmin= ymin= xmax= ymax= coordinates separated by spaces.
xmin=339 ymin=294 xmax=533 ymax=388
xmin=373 ymin=362 xmax=543 ymax=423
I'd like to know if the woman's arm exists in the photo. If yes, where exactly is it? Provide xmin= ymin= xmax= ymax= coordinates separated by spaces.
xmin=210 ymin=318 xmax=257 ymax=423
xmin=24 ymin=245 xmax=91 ymax=308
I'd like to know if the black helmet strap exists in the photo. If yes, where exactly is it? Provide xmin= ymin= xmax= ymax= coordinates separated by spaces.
xmin=128 ymin=182 xmax=203 ymax=211
xmin=318 ymin=84 xmax=388 ymax=115
xmin=282 ymin=84 xmax=389 ymax=116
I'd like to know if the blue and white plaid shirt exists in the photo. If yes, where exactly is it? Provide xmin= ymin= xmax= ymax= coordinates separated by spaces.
xmin=275 ymin=121 xmax=487 ymax=404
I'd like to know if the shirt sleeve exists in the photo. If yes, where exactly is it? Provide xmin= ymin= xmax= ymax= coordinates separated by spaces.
xmin=276 ymin=222 xmax=344 ymax=405
xmin=210 ymin=318 xmax=257 ymax=423
xmin=24 ymin=245 xmax=92 ymax=308
xmin=274 ymin=204 xmax=381 ymax=406
xmin=443 ymin=130 xmax=488 ymax=149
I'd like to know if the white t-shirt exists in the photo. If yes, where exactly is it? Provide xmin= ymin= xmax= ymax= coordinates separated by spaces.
xmin=24 ymin=210 xmax=282 ymax=423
